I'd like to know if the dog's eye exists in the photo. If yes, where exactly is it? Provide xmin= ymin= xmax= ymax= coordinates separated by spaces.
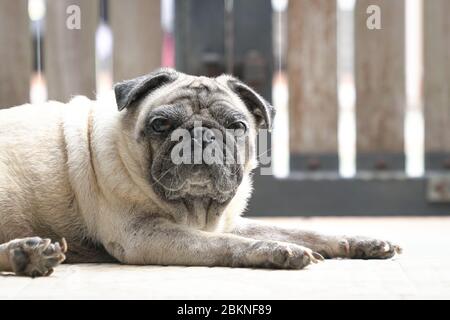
xmin=228 ymin=121 xmax=248 ymax=134
xmin=151 ymin=117 xmax=172 ymax=133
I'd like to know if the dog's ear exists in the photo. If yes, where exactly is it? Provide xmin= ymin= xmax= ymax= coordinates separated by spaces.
xmin=114 ymin=68 xmax=179 ymax=111
xmin=224 ymin=77 xmax=276 ymax=130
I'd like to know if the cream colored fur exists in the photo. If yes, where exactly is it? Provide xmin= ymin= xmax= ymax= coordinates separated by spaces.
xmin=0 ymin=72 xmax=401 ymax=277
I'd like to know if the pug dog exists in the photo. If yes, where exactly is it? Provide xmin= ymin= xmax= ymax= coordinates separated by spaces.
xmin=0 ymin=68 xmax=401 ymax=277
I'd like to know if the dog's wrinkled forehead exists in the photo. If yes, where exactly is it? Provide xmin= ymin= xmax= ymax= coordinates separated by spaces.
xmin=146 ymin=75 xmax=243 ymax=115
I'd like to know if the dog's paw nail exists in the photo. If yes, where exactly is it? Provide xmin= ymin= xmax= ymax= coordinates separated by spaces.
xmin=339 ymin=239 xmax=350 ymax=256
xmin=312 ymin=252 xmax=325 ymax=262
xmin=44 ymin=268 xmax=54 ymax=277
xmin=394 ymin=245 xmax=403 ymax=254
xmin=37 ymin=238 xmax=51 ymax=254
xmin=302 ymin=252 xmax=312 ymax=266
xmin=60 ymin=238 xmax=68 ymax=253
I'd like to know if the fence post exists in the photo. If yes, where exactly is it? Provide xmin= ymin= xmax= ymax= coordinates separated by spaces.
xmin=175 ymin=0 xmax=225 ymax=77
xmin=110 ymin=0 xmax=162 ymax=82
xmin=45 ymin=0 xmax=99 ymax=102
xmin=0 ymin=0 xmax=31 ymax=108
xmin=354 ymin=0 xmax=406 ymax=171
xmin=288 ymin=0 xmax=338 ymax=171
xmin=424 ymin=0 xmax=450 ymax=171
xmin=232 ymin=0 xmax=273 ymax=102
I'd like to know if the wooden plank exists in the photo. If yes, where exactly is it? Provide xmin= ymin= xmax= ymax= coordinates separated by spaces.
xmin=110 ymin=0 xmax=162 ymax=82
xmin=247 ymin=174 xmax=450 ymax=216
xmin=287 ymin=0 xmax=338 ymax=169
xmin=0 ymin=0 xmax=31 ymax=108
xmin=424 ymin=0 xmax=450 ymax=170
xmin=354 ymin=0 xmax=406 ymax=170
xmin=232 ymin=0 xmax=273 ymax=101
xmin=175 ymin=0 xmax=225 ymax=77
xmin=45 ymin=0 xmax=98 ymax=102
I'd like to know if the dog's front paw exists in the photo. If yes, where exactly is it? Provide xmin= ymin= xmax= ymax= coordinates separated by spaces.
xmin=342 ymin=237 xmax=402 ymax=259
xmin=246 ymin=241 xmax=324 ymax=269
xmin=8 ymin=237 xmax=67 ymax=277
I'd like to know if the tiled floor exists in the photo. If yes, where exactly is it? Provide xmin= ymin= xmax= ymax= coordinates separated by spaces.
xmin=1 ymin=217 xmax=449 ymax=299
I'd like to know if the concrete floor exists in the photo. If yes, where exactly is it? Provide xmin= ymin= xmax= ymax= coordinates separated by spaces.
xmin=1 ymin=217 xmax=449 ymax=300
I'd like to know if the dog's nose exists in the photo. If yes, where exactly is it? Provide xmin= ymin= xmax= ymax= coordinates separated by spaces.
xmin=190 ymin=127 xmax=216 ymax=148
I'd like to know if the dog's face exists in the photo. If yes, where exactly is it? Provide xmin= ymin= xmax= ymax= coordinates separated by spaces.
xmin=114 ymin=69 xmax=275 ymax=226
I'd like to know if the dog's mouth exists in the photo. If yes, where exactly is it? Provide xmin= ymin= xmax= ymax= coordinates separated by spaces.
xmin=150 ymin=163 xmax=242 ymax=204
xmin=148 ymin=145 xmax=244 ymax=230
xmin=149 ymin=168 xmax=236 ymax=230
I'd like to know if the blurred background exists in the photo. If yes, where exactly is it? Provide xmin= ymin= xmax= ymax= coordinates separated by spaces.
xmin=0 ymin=0 xmax=449 ymax=216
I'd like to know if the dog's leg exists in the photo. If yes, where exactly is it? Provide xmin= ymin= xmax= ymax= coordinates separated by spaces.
xmin=0 ymin=237 xmax=67 ymax=277
xmin=230 ymin=218 xmax=402 ymax=259
xmin=102 ymin=218 xmax=323 ymax=269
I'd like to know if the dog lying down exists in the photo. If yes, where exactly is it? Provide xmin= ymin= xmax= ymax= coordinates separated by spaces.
xmin=0 ymin=69 xmax=401 ymax=277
